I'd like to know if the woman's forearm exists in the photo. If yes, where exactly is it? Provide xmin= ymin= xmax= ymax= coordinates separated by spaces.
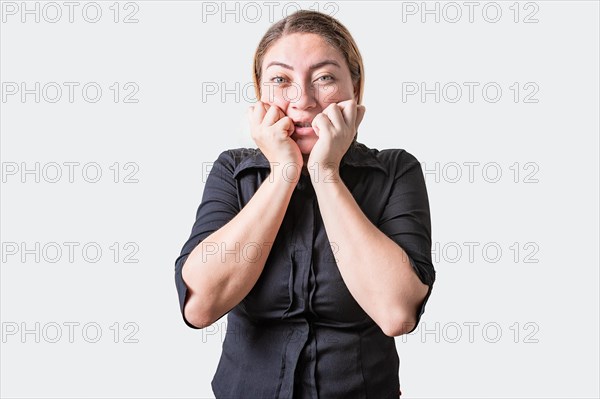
xmin=182 ymin=171 xmax=297 ymax=328
xmin=312 ymin=168 xmax=429 ymax=337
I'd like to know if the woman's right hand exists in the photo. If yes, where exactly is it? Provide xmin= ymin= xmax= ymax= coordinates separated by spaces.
xmin=248 ymin=101 xmax=303 ymax=179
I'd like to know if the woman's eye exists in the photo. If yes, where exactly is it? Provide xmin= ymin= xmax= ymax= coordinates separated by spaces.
xmin=317 ymin=75 xmax=334 ymax=83
xmin=271 ymin=76 xmax=287 ymax=84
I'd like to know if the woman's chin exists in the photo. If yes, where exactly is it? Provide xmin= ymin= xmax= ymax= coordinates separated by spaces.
xmin=293 ymin=136 xmax=317 ymax=156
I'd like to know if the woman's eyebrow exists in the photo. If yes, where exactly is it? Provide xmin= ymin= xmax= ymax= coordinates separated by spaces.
xmin=266 ymin=60 xmax=341 ymax=70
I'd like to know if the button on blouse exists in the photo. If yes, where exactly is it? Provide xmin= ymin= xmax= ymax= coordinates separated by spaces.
xmin=174 ymin=141 xmax=436 ymax=398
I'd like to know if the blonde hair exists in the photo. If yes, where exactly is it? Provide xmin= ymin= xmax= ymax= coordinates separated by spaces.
xmin=252 ymin=10 xmax=365 ymax=105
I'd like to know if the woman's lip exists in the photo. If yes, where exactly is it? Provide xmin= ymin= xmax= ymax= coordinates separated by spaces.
xmin=293 ymin=126 xmax=315 ymax=136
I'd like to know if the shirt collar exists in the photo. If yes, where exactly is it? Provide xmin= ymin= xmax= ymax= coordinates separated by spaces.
xmin=232 ymin=141 xmax=388 ymax=179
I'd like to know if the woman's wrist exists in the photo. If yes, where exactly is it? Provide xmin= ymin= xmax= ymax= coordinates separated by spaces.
xmin=267 ymin=161 xmax=303 ymax=186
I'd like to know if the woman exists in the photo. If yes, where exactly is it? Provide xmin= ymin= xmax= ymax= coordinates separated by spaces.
xmin=175 ymin=10 xmax=436 ymax=398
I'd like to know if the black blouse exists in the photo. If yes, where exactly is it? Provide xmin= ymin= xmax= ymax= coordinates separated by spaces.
xmin=174 ymin=141 xmax=436 ymax=398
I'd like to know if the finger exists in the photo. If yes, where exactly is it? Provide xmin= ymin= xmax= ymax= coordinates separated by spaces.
xmin=250 ymin=101 xmax=267 ymax=126
xmin=273 ymin=116 xmax=294 ymax=136
xmin=313 ymin=123 xmax=320 ymax=137
xmin=355 ymin=104 xmax=366 ymax=131
xmin=247 ymin=105 xmax=254 ymax=122
xmin=312 ymin=113 xmax=334 ymax=137
xmin=262 ymin=103 xmax=283 ymax=126
xmin=336 ymin=99 xmax=357 ymax=132
xmin=322 ymin=103 xmax=345 ymax=130
xmin=248 ymin=105 xmax=260 ymax=135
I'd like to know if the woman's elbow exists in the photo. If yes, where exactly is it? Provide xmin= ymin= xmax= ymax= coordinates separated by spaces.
xmin=382 ymin=320 xmax=416 ymax=337
xmin=181 ymin=261 xmax=218 ymax=328
xmin=382 ymin=281 xmax=430 ymax=337
xmin=380 ymin=309 xmax=417 ymax=337
xmin=183 ymin=295 xmax=216 ymax=329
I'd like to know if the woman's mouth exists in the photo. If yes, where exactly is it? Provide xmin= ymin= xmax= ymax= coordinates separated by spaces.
xmin=293 ymin=121 xmax=315 ymax=136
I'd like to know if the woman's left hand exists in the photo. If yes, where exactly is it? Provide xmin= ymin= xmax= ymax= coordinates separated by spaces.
xmin=307 ymin=99 xmax=366 ymax=177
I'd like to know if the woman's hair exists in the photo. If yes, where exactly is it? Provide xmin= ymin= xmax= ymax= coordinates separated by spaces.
xmin=252 ymin=10 xmax=365 ymax=105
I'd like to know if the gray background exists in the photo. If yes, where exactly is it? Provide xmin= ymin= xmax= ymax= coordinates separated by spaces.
xmin=1 ymin=1 xmax=598 ymax=398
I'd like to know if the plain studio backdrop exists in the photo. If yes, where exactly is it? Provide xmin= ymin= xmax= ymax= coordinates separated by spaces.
xmin=1 ymin=1 xmax=598 ymax=398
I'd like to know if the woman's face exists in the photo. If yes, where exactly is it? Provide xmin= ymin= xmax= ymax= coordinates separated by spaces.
xmin=260 ymin=32 xmax=357 ymax=155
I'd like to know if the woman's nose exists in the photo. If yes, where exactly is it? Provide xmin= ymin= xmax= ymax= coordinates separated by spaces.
xmin=287 ymin=82 xmax=317 ymax=111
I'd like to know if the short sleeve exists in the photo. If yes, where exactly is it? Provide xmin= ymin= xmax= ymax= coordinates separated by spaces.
xmin=174 ymin=150 xmax=240 ymax=329
xmin=376 ymin=150 xmax=436 ymax=334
